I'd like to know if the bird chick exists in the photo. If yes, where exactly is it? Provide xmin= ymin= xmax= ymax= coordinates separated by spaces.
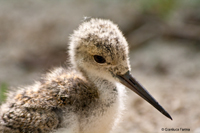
xmin=0 ymin=18 xmax=172 ymax=133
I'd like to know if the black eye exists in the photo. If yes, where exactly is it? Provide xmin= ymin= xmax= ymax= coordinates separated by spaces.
xmin=93 ymin=55 xmax=106 ymax=63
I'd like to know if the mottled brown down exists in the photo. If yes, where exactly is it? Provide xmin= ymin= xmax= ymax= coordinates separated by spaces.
xmin=0 ymin=68 xmax=99 ymax=132
xmin=0 ymin=18 xmax=129 ymax=133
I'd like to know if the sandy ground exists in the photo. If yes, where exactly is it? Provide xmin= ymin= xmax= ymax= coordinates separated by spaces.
xmin=0 ymin=1 xmax=200 ymax=133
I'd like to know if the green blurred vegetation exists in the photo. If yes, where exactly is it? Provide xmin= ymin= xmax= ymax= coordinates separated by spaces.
xmin=140 ymin=0 xmax=177 ymax=18
xmin=0 ymin=83 xmax=8 ymax=105
xmin=138 ymin=0 xmax=200 ymax=18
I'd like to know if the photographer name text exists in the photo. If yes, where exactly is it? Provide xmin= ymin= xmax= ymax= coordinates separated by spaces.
xmin=161 ymin=128 xmax=190 ymax=132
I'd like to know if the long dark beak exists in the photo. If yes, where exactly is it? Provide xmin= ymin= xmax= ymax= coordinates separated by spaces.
xmin=116 ymin=71 xmax=172 ymax=120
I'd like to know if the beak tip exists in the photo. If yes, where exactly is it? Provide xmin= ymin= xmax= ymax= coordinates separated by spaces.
xmin=167 ymin=114 xmax=173 ymax=120
xmin=162 ymin=110 xmax=173 ymax=120
xmin=117 ymin=71 xmax=173 ymax=120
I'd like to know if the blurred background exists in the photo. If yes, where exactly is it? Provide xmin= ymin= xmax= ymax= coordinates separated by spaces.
xmin=0 ymin=0 xmax=200 ymax=132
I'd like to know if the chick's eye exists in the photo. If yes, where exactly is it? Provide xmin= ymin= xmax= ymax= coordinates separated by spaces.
xmin=93 ymin=55 xmax=106 ymax=63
